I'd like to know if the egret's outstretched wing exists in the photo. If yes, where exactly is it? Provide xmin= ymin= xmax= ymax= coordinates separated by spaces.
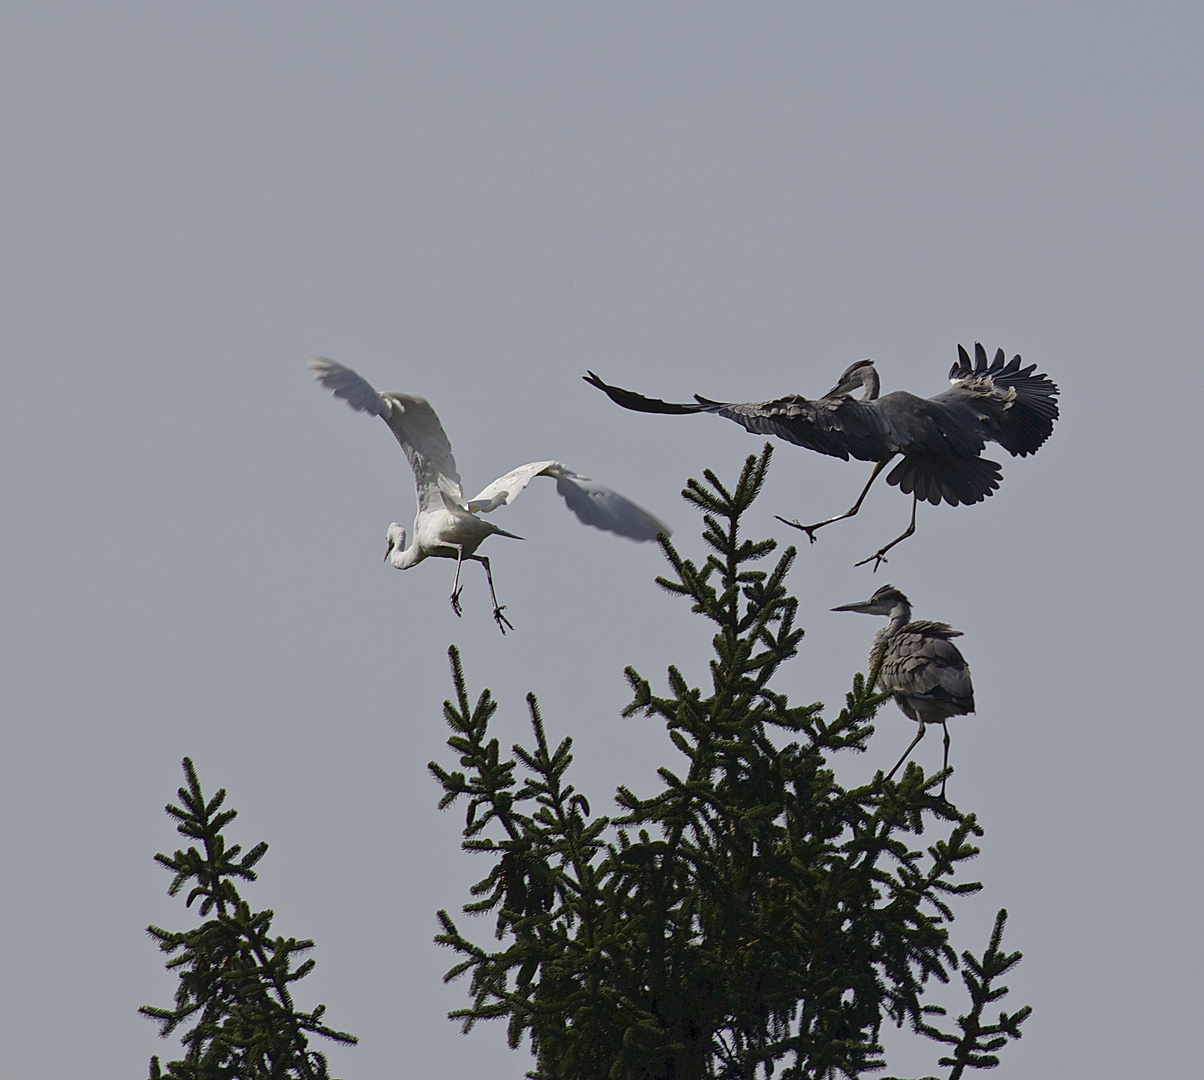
xmin=584 ymin=371 xmax=893 ymax=463
xmin=470 ymin=461 xmax=670 ymax=542
xmin=309 ymin=356 xmax=391 ymax=417
xmin=468 ymin=460 xmax=561 ymax=513
xmin=309 ymin=357 xmax=466 ymax=511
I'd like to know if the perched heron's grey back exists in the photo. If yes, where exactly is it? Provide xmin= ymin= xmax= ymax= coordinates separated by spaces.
xmin=875 ymin=620 xmax=975 ymax=723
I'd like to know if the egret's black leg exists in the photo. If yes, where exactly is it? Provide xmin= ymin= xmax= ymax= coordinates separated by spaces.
xmin=855 ymin=494 xmax=918 ymax=571
xmin=449 ymin=545 xmax=466 ymax=617
xmin=777 ymin=457 xmax=894 ymax=543
xmin=886 ymin=721 xmax=926 ymax=782
xmin=939 ymin=721 xmax=952 ymax=800
xmin=474 ymin=555 xmax=514 ymax=634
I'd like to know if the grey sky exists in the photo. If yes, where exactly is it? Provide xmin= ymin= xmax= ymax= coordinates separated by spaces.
xmin=2 ymin=4 xmax=1200 ymax=1077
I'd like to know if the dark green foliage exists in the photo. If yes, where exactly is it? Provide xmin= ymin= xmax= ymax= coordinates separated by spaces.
xmin=141 ymin=758 xmax=356 ymax=1080
xmin=431 ymin=446 xmax=1028 ymax=1079
xmin=907 ymin=910 xmax=1032 ymax=1080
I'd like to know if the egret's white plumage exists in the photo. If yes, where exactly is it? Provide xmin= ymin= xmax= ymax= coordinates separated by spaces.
xmin=310 ymin=357 xmax=670 ymax=632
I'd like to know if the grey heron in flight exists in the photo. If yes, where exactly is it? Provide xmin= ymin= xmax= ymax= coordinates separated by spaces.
xmin=311 ymin=357 xmax=670 ymax=633
xmin=832 ymin=585 xmax=974 ymax=799
xmin=585 ymin=344 xmax=1058 ymax=568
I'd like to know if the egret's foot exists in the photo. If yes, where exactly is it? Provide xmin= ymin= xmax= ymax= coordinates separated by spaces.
xmin=775 ymin=515 xmax=820 ymax=544
xmin=493 ymin=605 xmax=514 ymax=634
xmin=450 ymin=589 xmax=464 ymax=617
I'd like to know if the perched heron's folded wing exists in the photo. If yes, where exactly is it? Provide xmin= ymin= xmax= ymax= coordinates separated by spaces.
xmin=472 ymin=460 xmax=670 ymax=541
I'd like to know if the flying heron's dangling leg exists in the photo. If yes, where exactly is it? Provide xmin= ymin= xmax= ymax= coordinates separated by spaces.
xmin=448 ymin=544 xmax=467 ymax=617
xmin=938 ymin=721 xmax=952 ymax=801
xmin=472 ymin=554 xmax=514 ymax=634
xmin=885 ymin=721 xmax=926 ymax=782
xmin=776 ymin=457 xmax=895 ymax=543
xmin=855 ymin=494 xmax=918 ymax=572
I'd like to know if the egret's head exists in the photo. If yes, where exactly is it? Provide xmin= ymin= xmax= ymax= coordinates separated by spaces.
xmin=831 ymin=584 xmax=910 ymax=617
xmin=384 ymin=522 xmax=407 ymax=562
xmin=825 ymin=359 xmax=879 ymax=401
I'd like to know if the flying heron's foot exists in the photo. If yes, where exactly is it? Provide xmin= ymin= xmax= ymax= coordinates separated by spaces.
xmin=774 ymin=515 xmax=820 ymax=544
xmin=854 ymin=548 xmax=890 ymax=572
xmin=492 ymin=605 xmax=515 ymax=634
xmin=450 ymin=589 xmax=464 ymax=618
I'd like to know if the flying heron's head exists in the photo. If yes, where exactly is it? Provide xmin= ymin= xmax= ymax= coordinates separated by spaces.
xmin=831 ymin=584 xmax=910 ymax=617
xmin=384 ymin=522 xmax=407 ymax=562
xmin=825 ymin=359 xmax=880 ymax=401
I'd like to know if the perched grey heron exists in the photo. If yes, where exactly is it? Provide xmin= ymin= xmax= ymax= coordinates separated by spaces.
xmin=832 ymin=585 xmax=974 ymax=799
xmin=311 ymin=357 xmax=670 ymax=633
xmin=585 ymin=344 xmax=1058 ymax=567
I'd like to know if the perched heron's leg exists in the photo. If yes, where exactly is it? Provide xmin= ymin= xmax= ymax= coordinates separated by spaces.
xmin=776 ymin=457 xmax=894 ymax=543
xmin=449 ymin=545 xmax=466 ymax=617
xmin=472 ymin=554 xmax=514 ymax=634
xmin=885 ymin=721 xmax=926 ymax=782
xmin=855 ymin=494 xmax=918 ymax=571
xmin=939 ymin=721 xmax=952 ymax=800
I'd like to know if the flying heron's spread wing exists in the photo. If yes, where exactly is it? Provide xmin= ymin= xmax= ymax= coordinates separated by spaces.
xmin=939 ymin=343 xmax=1060 ymax=457
xmin=879 ymin=620 xmax=975 ymax=719
xmin=583 ymin=371 xmax=894 ymax=462
xmin=586 ymin=341 xmax=1058 ymax=511
xmin=309 ymin=357 xmax=466 ymax=512
xmin=470 ymin=460 xmax=670 ymax=542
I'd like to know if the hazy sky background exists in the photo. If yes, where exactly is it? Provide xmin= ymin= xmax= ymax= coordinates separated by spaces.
xmin=2 ymin=4 xmax=1201 ymax=1077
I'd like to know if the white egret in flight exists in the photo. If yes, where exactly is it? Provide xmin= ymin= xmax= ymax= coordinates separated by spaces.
xmin=310 ymin=357 xmax=670 ymax=633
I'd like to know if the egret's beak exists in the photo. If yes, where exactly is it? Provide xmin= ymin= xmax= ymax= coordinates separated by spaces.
xmin=831 ymin=599 xmax=876 ymax=613
xmin=384 ymin=540 xmax=394 ymax=562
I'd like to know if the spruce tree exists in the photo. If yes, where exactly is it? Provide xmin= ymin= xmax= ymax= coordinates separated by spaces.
xmin=141 ymin=758 xmax=356 ymax=1080
xmin=431 ymin=446 xmax=1029 ymax=1079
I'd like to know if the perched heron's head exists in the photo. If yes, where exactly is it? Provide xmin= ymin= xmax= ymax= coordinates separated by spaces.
xmin=384 ymin=522 xmax=407 ymax=562
xmin=825 ymin=359 xmax=879 ymax=401
xmin=831 ymin=584 xmax=910 ymax=617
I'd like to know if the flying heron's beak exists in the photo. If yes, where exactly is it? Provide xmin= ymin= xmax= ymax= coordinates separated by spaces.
xmin=824 ymin=376 xmax=861 ymax=398
xmin=831 ymin=599 xmax=876 ymax=613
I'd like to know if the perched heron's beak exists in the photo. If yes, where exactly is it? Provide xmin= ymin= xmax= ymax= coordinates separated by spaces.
xmin=831 ymin=599 xmax=876 ymax=613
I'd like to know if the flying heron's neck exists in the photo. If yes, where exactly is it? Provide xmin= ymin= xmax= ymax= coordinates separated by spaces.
xmin=860 ymin=365 xmax=880 ymax=401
